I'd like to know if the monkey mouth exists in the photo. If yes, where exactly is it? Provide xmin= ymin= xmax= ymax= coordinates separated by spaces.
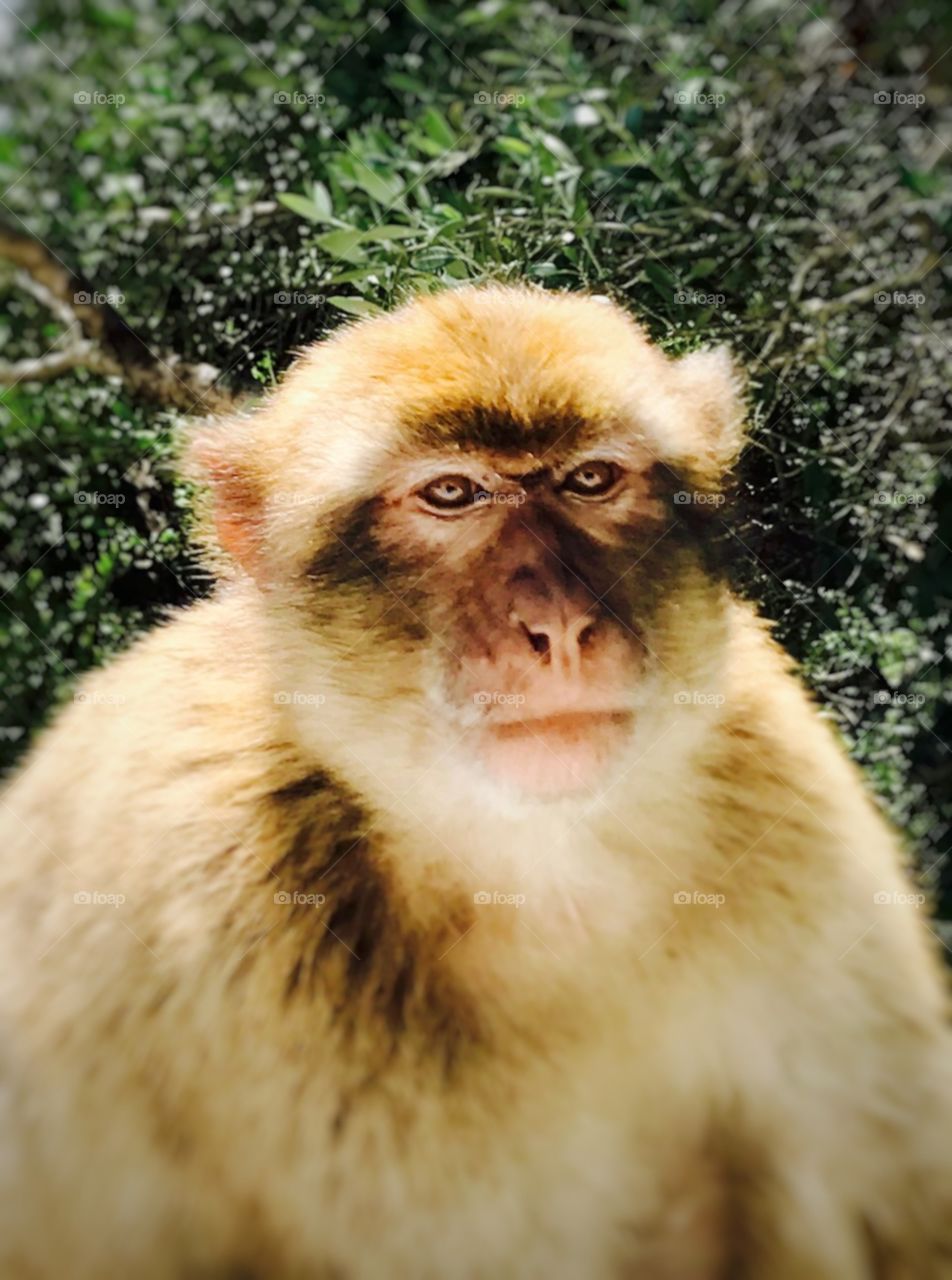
xmin=472 ymin=710 xmax=634 ymax=797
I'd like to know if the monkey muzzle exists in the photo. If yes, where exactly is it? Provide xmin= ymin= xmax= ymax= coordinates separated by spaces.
xmin=448 ymin=546 xmax=641 ymax=798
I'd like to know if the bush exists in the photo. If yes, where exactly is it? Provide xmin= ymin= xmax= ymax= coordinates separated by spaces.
xmin=1 ymin=0 xmax=949 ymax=919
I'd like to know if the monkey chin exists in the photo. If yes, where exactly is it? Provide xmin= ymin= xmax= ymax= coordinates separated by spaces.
xmin=473 ymin=711 xmax=634 ymax=799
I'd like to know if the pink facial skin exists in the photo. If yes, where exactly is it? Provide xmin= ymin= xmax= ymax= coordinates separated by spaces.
xmin=372 ymin=446 xmax=671 ymax=798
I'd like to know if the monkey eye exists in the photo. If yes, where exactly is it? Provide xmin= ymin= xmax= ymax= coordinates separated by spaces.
xmin=417 ymin=474 xmax=488 ymax=512
xmin=561 ymin=460 xmax=621 ymax=498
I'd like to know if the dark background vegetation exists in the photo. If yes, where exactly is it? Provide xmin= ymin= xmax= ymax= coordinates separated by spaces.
xmin=0 ymin=0 xmax=949 ymax=922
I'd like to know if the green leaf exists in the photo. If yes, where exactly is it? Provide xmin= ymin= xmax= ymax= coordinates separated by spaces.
xmin=89 ymin=5 xmax=136 ymax=29
xmin=316 ymin=228 xmax=366 ymax=262
xmin=624 ymin=105 xmax=645 ymax=135
xmin=540 ymin=132 xmax=579 ymax=168
xmin=471 ymin=185 xmax=524 ymax=199
xmin=432 ymin=202 xmax=465 ymax=222
xmin=278 ymin=193 xmax=332 ymax=224
xmin=644 ymin=261 xmax=678 ymax=298
xmin=362 ymin=224 xmax=419 ymax=242
xmin=0 ymin=134 xmax=21 ymax=166
xmin=328 ymin=295 xmax=385 ymax=317
xmin=325 ymin=268 xmax=378 ymax=285
xmin=481 ymin=49 xmax=531 ymax=67
xmin=351 ymin=164 xmax=403 ymax=206
xmin=385 ymin=71 xmax=427 ymax=96
xmin=421 ymin=107 xmax=457 ymax=150
xmin=901 ymin=169 xmax=945 ymax=198
xmin=309 ymin=181 xmax=333 ymax=220
xmin=685 ymin=257 xmax=720 ymax=281
xmin=494 ymin=137 xmax=532 ymax=159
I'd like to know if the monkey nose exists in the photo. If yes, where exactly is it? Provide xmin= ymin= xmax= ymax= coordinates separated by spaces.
xmin=512 ymin=610 xmax=597 ymax=679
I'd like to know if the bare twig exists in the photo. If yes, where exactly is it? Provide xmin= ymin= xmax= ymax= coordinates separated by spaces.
xmin=802 ymin=251 xmax=941 ymax=315
xmin=0 ymin=219 xmax=238 ymax=413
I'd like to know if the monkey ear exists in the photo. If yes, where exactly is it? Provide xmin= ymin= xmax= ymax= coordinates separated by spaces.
xmin=674 ymin=345 xmax=748 ymax=478
xmin=182 ymin=418 xmax=266 ymax=576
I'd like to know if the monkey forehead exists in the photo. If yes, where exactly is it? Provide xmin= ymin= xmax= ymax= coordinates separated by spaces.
xmin=245 ymin=284 xmax=745 ymax=518
xmin=280 ymin=285 xmax=689 ymax=462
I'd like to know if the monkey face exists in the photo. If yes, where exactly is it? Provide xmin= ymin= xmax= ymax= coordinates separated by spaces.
xmin=299 ymin=425 xmax=733 ymax=802
xmin=189 ymin=285 xmax=745 ymax=803
xmin=361 ymin=442 xmax=710 ymax=798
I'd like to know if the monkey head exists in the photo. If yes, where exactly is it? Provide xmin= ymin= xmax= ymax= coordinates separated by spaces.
xmin=189 ymin=286 xmax=746 ymax=806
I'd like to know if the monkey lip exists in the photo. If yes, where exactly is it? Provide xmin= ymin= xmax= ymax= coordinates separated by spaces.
xmin=473 ymin=710 xmax=633 ymax=797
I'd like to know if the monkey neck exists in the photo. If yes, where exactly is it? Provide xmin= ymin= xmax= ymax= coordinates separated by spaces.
xmin=258 ymin=752 xmax=671 ymax=1052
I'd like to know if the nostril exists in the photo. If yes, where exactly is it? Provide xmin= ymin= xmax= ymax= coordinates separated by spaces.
xmin=522 ymin=624 xmax=551 ymax=660
xmin=578 ymin=622 xmax=596 ymax=648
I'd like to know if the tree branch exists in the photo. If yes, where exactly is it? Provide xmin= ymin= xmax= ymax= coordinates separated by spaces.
xmin=0 ymin=219 xmax=239 ymax=413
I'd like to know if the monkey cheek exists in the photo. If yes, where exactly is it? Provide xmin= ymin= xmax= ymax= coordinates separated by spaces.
xmin=471 ymin=712 xmax=634 ymax=799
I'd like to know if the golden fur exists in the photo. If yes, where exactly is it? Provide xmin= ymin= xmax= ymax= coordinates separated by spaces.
xmin=0 ymin=284 xmax=949 ymax=1278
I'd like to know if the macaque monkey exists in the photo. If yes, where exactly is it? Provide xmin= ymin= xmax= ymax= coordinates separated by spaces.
xmin=0 ymin=284 xmax=949 ymax=1279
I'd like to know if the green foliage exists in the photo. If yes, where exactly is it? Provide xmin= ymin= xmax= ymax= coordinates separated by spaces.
xmin=0 ymin=0 xmax=949 ymax=911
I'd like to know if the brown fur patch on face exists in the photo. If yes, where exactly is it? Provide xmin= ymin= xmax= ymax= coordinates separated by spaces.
xmin=304 ymin=495 xmax=429 ymax=647
xmin=405 ymin=399 xmax=604 ymax=457
xmin=301 ymin=453 xmax=732 ymax=664
xmin=263 ymin=771 xmax=481 ymax=1070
